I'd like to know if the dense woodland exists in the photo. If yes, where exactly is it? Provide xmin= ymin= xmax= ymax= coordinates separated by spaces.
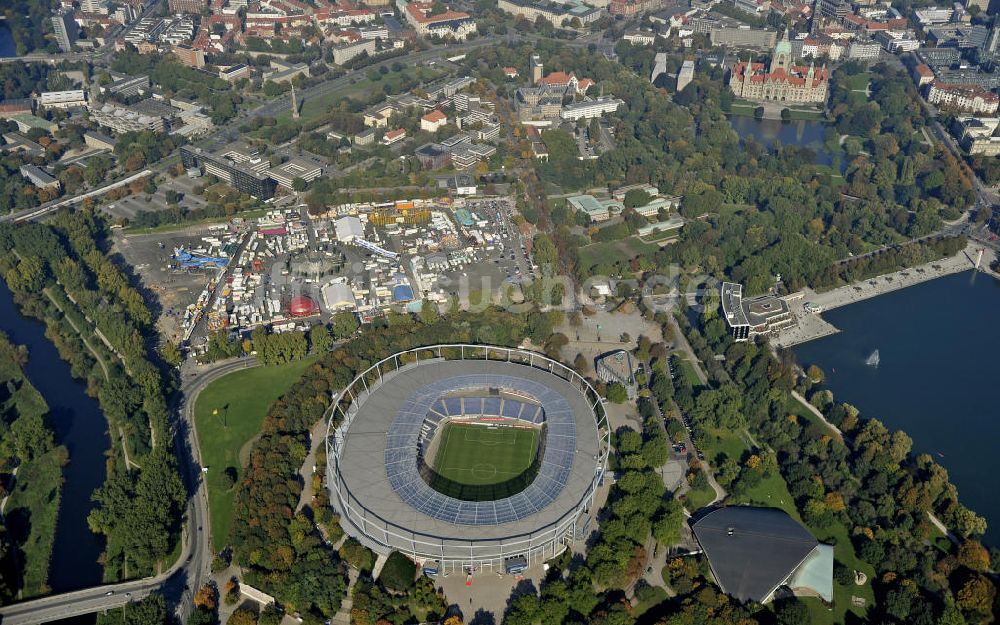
xmin=0 ymin=211 xmax=185 ymax=582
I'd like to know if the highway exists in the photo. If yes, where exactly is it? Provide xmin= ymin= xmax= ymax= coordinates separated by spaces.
xmin=0 ymin=358 xmax=256 ymax=625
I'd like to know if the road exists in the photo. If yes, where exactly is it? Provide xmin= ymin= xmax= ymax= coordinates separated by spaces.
xmin=0 ymin=357 xmax=256 ymax=625
xmin=0 ymin=170 xmax=153 ymax=224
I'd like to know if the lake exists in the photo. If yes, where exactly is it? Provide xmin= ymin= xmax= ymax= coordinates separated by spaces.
xmin=793 ymin=270 xmax=1000 ymax=543
xmin=0 ymin=281 xmax=107 ymax=616
xmin=0 ymin=24 xmax=15 ymax=58
xmin=729 ymin=116 xmax=834 ymax=166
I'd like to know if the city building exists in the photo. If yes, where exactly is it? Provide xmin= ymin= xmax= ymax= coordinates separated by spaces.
xmin=595 ymin=349 xmax=640 ymax=399
xmin=927 ymin=82 xmax=1000 ymax=114
xmin=19 ymin=165 xmax=60 ymax=190
xmin=951 ymin=116 xmax=1000 ymax=155
xmin=38 ymin=90 xmax=88 ymax=109
xmin=676 ymin=59 xmax=695 ymax=91
xmin=89 ymin=103 xmax=168 ymax=133
xmin=169 ymin=0 xmax=208 ymax=12
xmin=268 ymin=158 xmax=323 ymax=189
xmin=560 ymin=97 xmax=624 ymax=121
xmin=710 ymin=27 xmax=778 ymax=50
xmin=720 ymin=282 xmax=794 ymax=341
xmin=912 ymin=63 xmax=936 ymax=87
xmin=566 ymin=194 xmax=623 ymax=221
xmin=83 ymin=130 xmax=117 ymax=150
xmin=219 ymin=64 xmax=251 ymax=81
xmin=497 ymin=0 xmax=603 ymax=27
xmin=382 ymin=128 xmax=407 ymax=145
xmin=102 ymin=75 xmax=151 ymax=98
xmin=415 ymin=143 xmax=452 ymax=168
xmin=398 ymin=0 xmax=476 ymax=40
xmin=263 ymin=59 xmax=310 ymax=83
xmin=728 ymin=36 xmax=829 ymax=104
xmin=817 ymin=0 xmax=849 ymax=19
xmin=181 ymin=144 xmax=278 ymax=199
xmin=847 ymin=40 xmax=882 ymax=59
xmin=623 ymin=30 xmax=656 ymax=45
xmin=420 ymin=110 xmax=448 ymax=132
xmin=692 ymin=507 xmax=833 ymax=604
xmin=610 ymin=0 xmax=665 ymax=17
xmin=354 ymin=128 xmax=377 ymax=145
xmin=530 ymin=54 xmax=543 ymax=84
xmin=332 ymin=39 xmax=376 ymax=65
xmin=173 ymin=44 xmax=206 ymax=68
xmin=51 ymin=12 xmax=78 ymax=52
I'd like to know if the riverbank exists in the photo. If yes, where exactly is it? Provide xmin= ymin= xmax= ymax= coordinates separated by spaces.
xmin=773 ymin=244 xmax=994 ymax=347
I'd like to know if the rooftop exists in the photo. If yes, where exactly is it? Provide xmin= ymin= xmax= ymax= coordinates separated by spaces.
xmin=692 ymin=506 xmax=830 ymax=603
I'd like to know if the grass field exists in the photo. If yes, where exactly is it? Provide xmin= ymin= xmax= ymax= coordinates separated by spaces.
xmin=432 ymin=423 xmax=539 ymax=487
xmin=194 ymin=356 xmax=318 ymax=549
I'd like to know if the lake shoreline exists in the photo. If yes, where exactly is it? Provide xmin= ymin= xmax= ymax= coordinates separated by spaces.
xmin=773 ymin=244 xmax=995 ymax=348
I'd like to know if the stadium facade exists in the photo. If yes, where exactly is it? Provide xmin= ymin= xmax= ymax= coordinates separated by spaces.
xmin=325 ymin=345 xmax=609 ymax=574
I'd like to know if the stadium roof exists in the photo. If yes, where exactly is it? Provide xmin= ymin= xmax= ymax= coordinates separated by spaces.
xmin=692 ymin=507 xmax=830 ymax=603
xmin=334 ymin=359 xmax=601 ymax=541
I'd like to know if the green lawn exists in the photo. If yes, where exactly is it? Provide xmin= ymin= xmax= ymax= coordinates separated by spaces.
xmin=433 ymin=423 xmax=539 ymax=486
xmin=682 ymin=479 xmax=716 ymax=512
xmin=578 ymin=237 xmax=660 ymax=270
xmin=672 ymin=355 xmax=703 ymax=389
xmin=194 ymin=356 xmax=318 ymax=550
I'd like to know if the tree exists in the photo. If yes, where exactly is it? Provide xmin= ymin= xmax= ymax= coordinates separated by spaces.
xmin=955 ymin=574 xmax=994 ymax=622
xmin=573 ymin=353 xmax=589 ymax=374
xmin=652 ymin=499 xmax=684 ymax=547
xmin=331 ymin=312 xmax=360 ymax=339
xmin=805 ymin=364 xmax=824 ymax=383
xmin=309 ymin=324 xmax=333 ymax=353
xmin=95 ymin=593 xmax=170 ymax=625
xmin=193 ymin=583 xmax=218 ymax=610
xmin=606 ymin=382 xmax=628 ymax=403
xmin=380 ymin=551 xmax=416 ymax=592
xmin=623 ymin=189 xmax=652 ymax=209
xmin=956 ymin=540 xmax=991 ymax=572
xmin=292 ymin=177 xmax=308 ymax=192
xmin=227 ymin=608 xmax=258 ymax=625
xmin=774 ymin=597 xmax=810 ymax=625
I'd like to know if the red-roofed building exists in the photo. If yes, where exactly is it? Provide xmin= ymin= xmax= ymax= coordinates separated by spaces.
xmin=420 ymin=109 xmax=447 ymax=132
xmin=382 ymin=128 xmax=407 ymax=145
xmin=401 ymin=1 xmax=475 ymax=40
xmin=728 ymin=35 xmax=829 ymax=104
xmin=912 ymin=63 xmax=935 ymax=87
xmin=503 ymin=66 xmax=519 ymax=78
xmin=927 ymin=83 xmax=999 ymax=115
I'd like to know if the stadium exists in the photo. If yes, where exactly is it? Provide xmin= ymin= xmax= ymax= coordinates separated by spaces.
xmin=325 ymin=345 xmax=609 ymax=574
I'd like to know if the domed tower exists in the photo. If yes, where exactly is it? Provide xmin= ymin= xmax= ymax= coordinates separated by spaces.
xmin=770 ymin=28 xmax=793 ymax=73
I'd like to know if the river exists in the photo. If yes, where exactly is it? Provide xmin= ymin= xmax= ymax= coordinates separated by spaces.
xmin=728 ymin=116 xmax=835 ymax=166
xmin=0 ymin=281 xmax=107 ymax=619
xmin=793 ymin=270 xmax=1000 ymax=544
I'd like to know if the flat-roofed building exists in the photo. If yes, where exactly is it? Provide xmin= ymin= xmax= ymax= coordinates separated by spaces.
xmin=595 ymin=349 xmax=639 ymax=399
xmin=267 ymin=158 xmax=323 ymax=189
xmin=181 ymin=144 xmax=279 ymax=199
xmin=720 ymin=282 xmax=794 ymax=341
xmin=566 ymin=194 xmax=622 ymax=222
xmin=560 ymin=96 xmax=624 ymax=121
xmin=51 ymin=12 xmax=78 ymax=52
xmin=38 ymin=90 xmax=88 ymax=109
xmin=19 ymin=165 xmax=61 ymax=190
xmin=102 ymin=75 xmax=150 ymax=98
xmin=332 ymin=39 xmax=376 ymax=65
xmin=219 ymin=64 xmax=251 ymax=82
xmin=83 ymin=130 xmax=117 ymax=150
xmin=951 ymin=116 xmax=1000 ymax=155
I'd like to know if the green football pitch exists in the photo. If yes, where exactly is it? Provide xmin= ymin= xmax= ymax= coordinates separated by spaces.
xmin=432 ymin=423 xmax=540 ymax=487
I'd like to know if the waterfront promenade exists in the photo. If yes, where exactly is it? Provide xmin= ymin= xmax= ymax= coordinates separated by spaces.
xmin=773 ymin=244 xmax=994 ymax=347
